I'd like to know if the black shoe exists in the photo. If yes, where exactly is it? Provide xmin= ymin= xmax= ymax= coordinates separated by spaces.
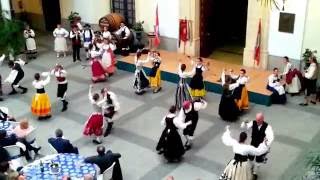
xmin=0 ymin=97 xmax=3 ymax=101
xmin=38 ymin=116 xmax=45 ymax=120
xmin=61 ymin=101 xmax=68 ymax=112
xmin=311 ymin=101 xmax=317 ymax=105
xmin=92 ymin=139 xmax=102 ymax=144
xmin=34 ymin=147 xmax=41 ymax=154
xmin=299 ymin=103 xmax=308 ymax=106
xmin=86 ymin=57 xmax=89 ymax=61
xmin=184 ymin=144 xmax=192 ymax=151
xmin=253 ymin=174 xmax=258 ymax=180
xmin=8 ymin=91 xmax=17 ymax=95
xmin=21 ymin=88 xmax=28 ymax=94
xmin=45 ymin=115 xmax=51 ymax=119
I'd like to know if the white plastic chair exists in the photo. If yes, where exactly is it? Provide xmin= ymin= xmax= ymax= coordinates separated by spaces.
xmin=25 ymin=128 xmax=37 ymax=144
xmin=98 ymin=162 xmax=116 ymax=180
xmin=3 ymin=145 xmax=27 ymax=170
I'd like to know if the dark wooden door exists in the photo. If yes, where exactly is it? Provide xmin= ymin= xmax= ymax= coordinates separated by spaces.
xmin=42 ymin=0 xmax=61 ymax=31
xmin=200 ymin=0 xmax=215 ymax=57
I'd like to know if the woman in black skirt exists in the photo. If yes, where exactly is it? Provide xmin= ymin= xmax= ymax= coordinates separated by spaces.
xmin=189 ymin=57 xmax=209 ymax=99
xmin=133 ymin=51 xmax=150 ymax=95
xmin=219 ymin=70 xmax=240 ymax=121
xmin=156 ymin=106 xmax=191 ymax=162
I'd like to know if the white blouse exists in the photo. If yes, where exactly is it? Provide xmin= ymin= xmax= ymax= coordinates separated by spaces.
xmin=53 ymin=28 xmax=69 ymax=38
xmin=102 ymin=31 xmax=112 ymax=40
xmin=268 ymin=74 xmax=281 ymax=88
xmin=241 ymin=121 xmax=274 ymax=147
xmin=24 ymin=29 xmax=35 ymax=39
xmin=32 ymin=73 xmax=50 ymax=89
xmin=222 ymin=129 xmax=268 ymax=156
xmin=237 ymin=76 xmax=249 ymax=85
xmin=282 ymin=62 xmax=292 ymax=76
xmin=221 ymin=70 xmax=239 ymax=91
xmin=178 ymin=63 xmax=195 ymax=78
xmin=5 ymin=59 xmax=26 ymax=84
xmin=160 ymin=112 xmax=190 ymax=130
xmin=305 ymin=63 xmax=317 ymax=80
xmin=51 ymin=69 xmax=67 ymax=84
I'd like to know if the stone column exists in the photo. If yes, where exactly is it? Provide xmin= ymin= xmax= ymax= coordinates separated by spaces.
xmin=177 ymin=0 xmax=200 ymax=57
xmin=243 ymin=0 xmax=271 ymax=69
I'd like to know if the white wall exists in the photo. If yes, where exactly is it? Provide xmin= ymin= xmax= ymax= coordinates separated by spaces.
xmin=60 ymin=0 xmax=110 ymax=24
xmin=303 ymin=0 xmax=320 ymax=55
xmin=1 ymin=0 xmax=11 ymax=18
xmin=268 ymin=0 xmax=308 ymax=60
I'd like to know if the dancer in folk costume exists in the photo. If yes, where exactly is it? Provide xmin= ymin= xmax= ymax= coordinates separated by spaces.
xmin=189 ymin=57 xmax=209 ymax=99
xmin=101 ymin=38 xmax=117 ymax=76
xmin=83 ymin=85 xmax=104 ymax=144
xmin=102 ymin=26 xmax=112 ymax=40
xmin=267 ymin=68 xmax=287 ymax=104
xmin=82 ymin=24 xmax=94 ymax=60
xmin=51 ymin=64 xmax=69 ymax=112
xmin=241 ymin=113 xmax=274 ymax=180
xmin=89 ymin=44 xmax=107 ymax=83
xmin=101 ymin=88 xmax=120 ymax=137
xmin=156 ymin=106 xmax=190 ymax=162
xmin=53 ymin=24 xmax=69 ymax=58
xmin=5 ymin=59 xmax=28 ymax=95
xmin=0 ymin=54 xmax=5 ymax=101
xmin=23 ymin=25 xmax=37 ymax=60
xmin=175 ymin=60 xmax=195 ymax=109
xmin=69 ymin=26 xmax=83 ymax=62
xmin=219 ymin=69 xmax=241 ymax=121
xmin=181 ymin=99 xmax=207 ymax=150
xmin=133 ymin=51 xmax=150 ymax=95
xmin=300 ymin=57 xmax=318 ymax=106
xmin=31 ymin=72 xmax=51 ymax=120
xmin=282 ymin=56 xmax=301 ymax=95
xmin=232 ymin=69 xmax=250 ymax=111
xmin=219 ymin=126 xmax=269 ymax=180
xmin=149 ymin=51 xmax=162 ymax=93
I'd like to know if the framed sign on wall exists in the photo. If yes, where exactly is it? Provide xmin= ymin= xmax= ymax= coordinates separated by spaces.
xmin=278 ymin=12 xmax=295 ymax=33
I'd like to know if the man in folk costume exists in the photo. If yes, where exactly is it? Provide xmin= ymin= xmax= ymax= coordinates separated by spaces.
xmin=5 ymin=59 xmax=28 ymax=95
xmin=101 ymin=88 xmax=120 ymax=137
xmin=82 ymin=24 xmax=94 ymax=60
xmin=23 ymin=25 xmax=37 ymax=61
xmin=51 ymin=64 xmax=69 ymax=112
xmin=69 ymin=26 xmax=83 ymax=62
xmin=241 ymin=112 xmax=274 ymax=180
xmin=181 ymin=99 xmax=207 ymax=150
xmin=0 ymin=54 xmax=5 ymax=101
xmin=115 ymin=22 xmax=131 ymax=51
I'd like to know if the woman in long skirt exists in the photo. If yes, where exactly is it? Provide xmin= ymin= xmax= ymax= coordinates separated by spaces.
xmin=101 ymin=38 xmax=117 ymax=76
xmin=24 ymin=25 xmax=37 ymax=60
xmin=189 ymin=57 xmax=209 ymax=99
xmin=175 ymin=61 xmax=195 ymax=109
xmin=133 ymin=51 xmax=150 ymax=95
xmin=156 ymin=106 xmax=190 ymax=162
xmin=149 ymin=51 xmax=162 ymax=93
xmin=31 ymin=72 xmax=51 ymax=120
xmin=89 ymin=44 xmax=106 ymax=83
xmin=232 ymin=69 xmax=250 ymax=111
xmin=219 ymin=70 xmax=240 ymax=121
xmin=83 ymin=85 xmax=104 ymax=144
xmin=219 ymin=126 xmax=268 ymax=180
xmin=53 ymin=24 xmax=69 ymax=58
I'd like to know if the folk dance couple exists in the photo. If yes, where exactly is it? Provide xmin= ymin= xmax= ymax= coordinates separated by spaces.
xmin=219 ymin=68 xmax=249 ymax=121
xmin=220 ymin=113 xmax=274 ymax=180
xmin=89 ymin=38 xmax=117 ymax=83
xmin=31 ymin=64 xmax=69 ymax=120
xmin=156 ymin=99 xmax=207 ymax=162
xmin=84 ymin=85 xmax=120 ymax=144
xmin=133 ymin=50 xmax=162 ymax=94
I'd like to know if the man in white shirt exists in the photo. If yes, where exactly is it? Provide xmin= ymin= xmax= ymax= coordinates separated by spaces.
xmin=300 ymin=56 xmax=318 ymax=106
xmin=115 ymin=22 xmax=131 ymax=50
xmin=241 ymin=112 xmax=274 ymax=180
xmin=5 ymin=59 xmax=28 ymax=95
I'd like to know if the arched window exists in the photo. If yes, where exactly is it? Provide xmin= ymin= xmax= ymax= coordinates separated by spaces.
xmin=111 ymin=0 xmax=135 ymax=27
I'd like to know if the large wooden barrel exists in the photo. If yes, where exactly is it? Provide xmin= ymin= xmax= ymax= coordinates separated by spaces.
xmin=99 ymin=13 xmax=125 ymax=31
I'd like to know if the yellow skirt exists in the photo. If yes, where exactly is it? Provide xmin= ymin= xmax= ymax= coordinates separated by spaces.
xmin=149 ymin=69 xmax=161 ymax=88
xmin=31 ymin=93 xmax=51 ymax=116
xmin=191 ymin=88 xmax=206 ymax=98
xmin=236 ymin=86 xmax=249 ymax=110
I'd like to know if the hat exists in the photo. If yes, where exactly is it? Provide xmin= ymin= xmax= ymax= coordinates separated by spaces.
xmin=183 ymin=101 xmax=191 ymax=109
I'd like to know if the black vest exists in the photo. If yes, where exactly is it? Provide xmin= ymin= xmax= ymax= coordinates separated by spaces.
xmin=251 ymin=121 xmax=268 ymax=147
xmin=184 ymin=103 xmax=199 ymax=122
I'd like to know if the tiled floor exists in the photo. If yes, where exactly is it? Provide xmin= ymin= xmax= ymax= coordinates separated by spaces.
xmin=1 ymin=35 xmax=319 ymax=179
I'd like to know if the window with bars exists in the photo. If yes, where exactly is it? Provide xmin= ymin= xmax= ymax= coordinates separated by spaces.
xmin=111 ymin=0 xmax=135 ymax=27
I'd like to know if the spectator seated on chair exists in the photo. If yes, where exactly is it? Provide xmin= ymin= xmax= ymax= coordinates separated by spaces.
xmin=48 ymin=129 xmax=79 ymax=154
xmin=13 ymin=119 xmax=34 ymax=139
xmin=84 ymin=145 xmax=123 ymax=180
xmin=0 ymin=147 xmax=19 ymax=179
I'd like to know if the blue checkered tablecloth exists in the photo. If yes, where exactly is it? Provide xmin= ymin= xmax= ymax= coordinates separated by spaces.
xmin=22 ymin=153 xmax=97 ymax=180
xmin=0 ymin=121 xmax=12 ymax=131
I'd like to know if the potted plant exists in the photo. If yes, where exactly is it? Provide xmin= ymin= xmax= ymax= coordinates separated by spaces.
xmin=302 ymin=49 xmax=317 ymax=69
xmin=0 ymin=10 xmax=25 ymax=59
xmin=68 ymin=11 xmax=81 ymax=27
xmin=132 ymin=21 xmax=144 ymax=42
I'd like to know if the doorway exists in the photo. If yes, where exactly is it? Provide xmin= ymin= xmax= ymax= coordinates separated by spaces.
xmin=200 ymin=0 xmax=248 ymax=64
xmin=42 ymin=0 xmax=61 ymax=31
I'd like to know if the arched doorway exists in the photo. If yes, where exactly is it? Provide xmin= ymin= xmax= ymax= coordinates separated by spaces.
xmin=200 ymin=0 xmax=248 ymax=64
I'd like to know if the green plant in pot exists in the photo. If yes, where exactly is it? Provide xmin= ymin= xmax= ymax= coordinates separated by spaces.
xmin=132 ymin=21 xmax=144 ymax=42
xmin=302 ymin=49 xmax=317 ymax=69
xmin=0 ymin=10 xmax=25 ymax=58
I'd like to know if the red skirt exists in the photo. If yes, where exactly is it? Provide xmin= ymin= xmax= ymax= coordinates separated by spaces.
xmin=83 ymin=113 xmax=104 ymax=136
xmin=91 ymin=59 xmax=106 ymax=81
